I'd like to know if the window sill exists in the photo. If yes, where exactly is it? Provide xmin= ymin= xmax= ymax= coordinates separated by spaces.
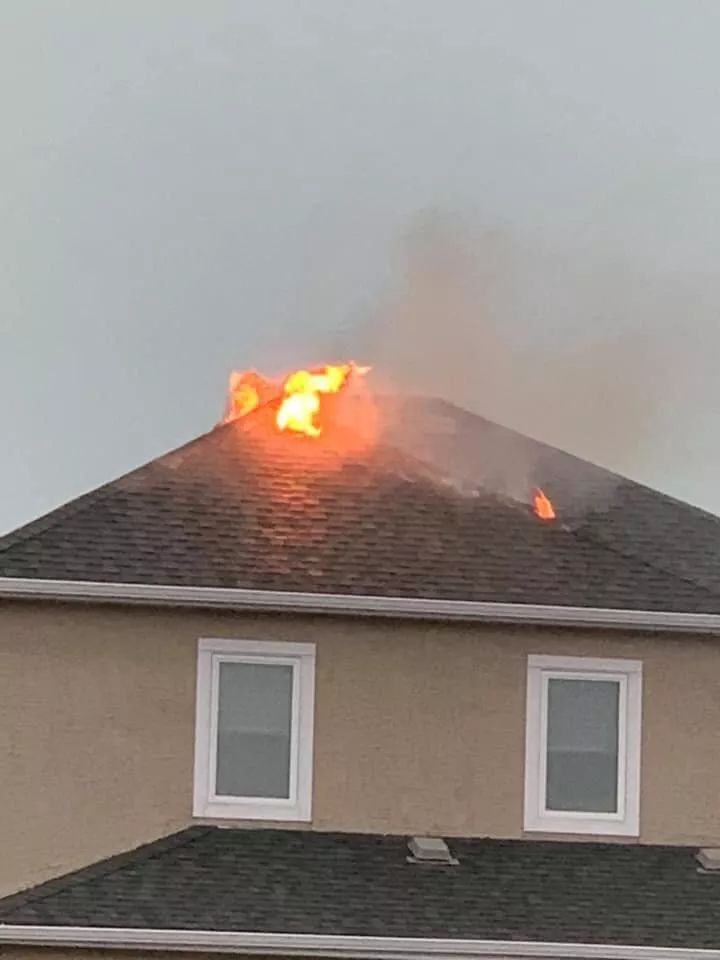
xmin=523 ymin=812 xmax=639 ymax=837
xmin=193 ymin=796 xmax=311 ymax=822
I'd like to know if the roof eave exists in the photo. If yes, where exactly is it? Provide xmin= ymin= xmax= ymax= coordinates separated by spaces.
xmin=0 ymin=576 xmax=718 ymax=634
xmin=0 ymin=926 xmax=716 ymax=960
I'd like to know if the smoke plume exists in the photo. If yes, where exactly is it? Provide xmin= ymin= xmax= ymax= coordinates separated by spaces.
xmin=348 ymin=208 xmax=706 ymax=514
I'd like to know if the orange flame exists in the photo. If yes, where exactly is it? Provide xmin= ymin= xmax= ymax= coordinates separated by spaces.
xmin=276 ymin=364 xmax=366 ymax=437
xmin=224 ymin=370 xmax=263 ymax=422
xmin=533 ymin=488 xmax=556 ymax=520
xmin=223 ymin=362 xmax=369 ymax=438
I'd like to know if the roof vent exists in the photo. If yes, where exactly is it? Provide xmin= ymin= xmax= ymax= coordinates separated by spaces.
xmin=697 ymin=848 xmax=720 ymax=872
xmin=407 ymin=836 xmax=458 ymax=865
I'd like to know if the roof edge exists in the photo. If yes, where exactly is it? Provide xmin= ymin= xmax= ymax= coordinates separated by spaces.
xmin=0 ymin=926 xmax=716 ymax=960
xmin=0 ymin=577 xmax=719 ymax=633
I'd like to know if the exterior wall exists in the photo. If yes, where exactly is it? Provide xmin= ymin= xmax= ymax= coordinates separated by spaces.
xmin=1 ymin=600 xmax=720 ymax=897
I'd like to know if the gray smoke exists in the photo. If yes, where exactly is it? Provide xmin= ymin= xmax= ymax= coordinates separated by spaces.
xmin=346 ymin=208 xmax=711 ymax=512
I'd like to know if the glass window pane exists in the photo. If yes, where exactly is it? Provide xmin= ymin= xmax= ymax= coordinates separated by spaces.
xmin=216 ymin=662 xmax=293 ymax=799
xmin=546 ymin=678 xmax=619 ymax=813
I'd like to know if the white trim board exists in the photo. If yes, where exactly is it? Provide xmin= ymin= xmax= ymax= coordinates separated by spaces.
xmin=0 ymin=926 xmax=718 ymax=960
xmin=1 ymin=577 xmax=719 ymax=634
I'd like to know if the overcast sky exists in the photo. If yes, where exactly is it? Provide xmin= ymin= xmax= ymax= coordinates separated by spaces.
xmin=3 ymin=0 xmax=720 ymax=534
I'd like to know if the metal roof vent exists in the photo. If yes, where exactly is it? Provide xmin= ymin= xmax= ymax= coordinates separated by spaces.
xmin=407 ymin=836 xmax=458 ymax=865
xmin=697 ymin=848 xmax=720 ymax=872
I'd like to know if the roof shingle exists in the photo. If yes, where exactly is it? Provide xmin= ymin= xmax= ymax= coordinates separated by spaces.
xmin=2 ymin=827 xmax=720 ymax=949
xmin=1 ymin=396 xmax=719 ymax=612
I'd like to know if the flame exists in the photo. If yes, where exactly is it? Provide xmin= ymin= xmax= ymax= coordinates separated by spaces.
xmin=276 ymin=364 xmax=366 ymax=437
xmin=223 ymin=362 xmax=370 ymax=439
xmin=224 ymin=370 xmax=278 ymax=423
xmin=225 ymin=372 xmax=259 ymax=421
xmin=533 ymin=488 xmax=556 ymax=520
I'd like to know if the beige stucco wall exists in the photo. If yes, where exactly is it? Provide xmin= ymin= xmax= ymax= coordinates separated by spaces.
xmin=1 ymin=600 xmax=719 ymax=898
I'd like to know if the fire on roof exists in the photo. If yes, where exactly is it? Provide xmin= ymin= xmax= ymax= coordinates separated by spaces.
xmin=221 ymin=362 xmax=556 ymax=522
xmin=224 ymin=363 xmax=369 ymax=439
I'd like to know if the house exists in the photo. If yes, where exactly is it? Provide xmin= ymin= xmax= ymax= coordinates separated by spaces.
xmin=1 ymin=392 xmax=720 ymax=960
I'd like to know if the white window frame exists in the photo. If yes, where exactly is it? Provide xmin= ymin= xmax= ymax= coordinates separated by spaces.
xmin=193 ymin=638 xmax=315 ymax=821
xmin=524 ymin=654 xmax=642 ymax=836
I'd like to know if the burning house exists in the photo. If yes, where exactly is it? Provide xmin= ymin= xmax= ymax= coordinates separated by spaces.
xmin=0 ymin=366 xmax=720 ymax=960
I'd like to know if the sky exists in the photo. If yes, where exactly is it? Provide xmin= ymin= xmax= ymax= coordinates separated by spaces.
xmin=3 ymin=0 xmax=720 ymax=534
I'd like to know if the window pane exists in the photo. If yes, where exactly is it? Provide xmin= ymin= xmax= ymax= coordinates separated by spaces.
xmin=546 ymin=678 xmax=619 ymax=813
xmin=216 ymin=662 xmax=293 ymax=799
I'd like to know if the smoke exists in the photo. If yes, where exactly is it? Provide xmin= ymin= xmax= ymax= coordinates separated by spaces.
xmin=358 ymin=212 xmax=515 ymax=412
xmin=352 ymin=209 xmax=705 ymax=512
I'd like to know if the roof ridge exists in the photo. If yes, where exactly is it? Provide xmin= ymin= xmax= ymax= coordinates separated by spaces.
xmin=372 ymin=433 xmax=720 ymax=598
xmin=568 ymin=521 xmax=720 ymax=604
xmin=575 ymin=517 xmax=720 ymax=593
xmin=0 ymin=414 xmax=438 ymax=564
xmin=0 ymin=424 xmax=225 ymax=558
xmin=420 ymin=397 xmax=720 ymax=526
xmin=0 ymin=484 xmax=124 ymax=557
xmin=0 ymin=827 xmax=213 ymax=917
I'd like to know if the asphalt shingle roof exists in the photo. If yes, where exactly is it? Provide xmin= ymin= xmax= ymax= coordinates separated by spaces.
xmin=1 ymin=827 xmax=719 ymax=949
xmin=1 ymin=395 xmax=719 ymax=612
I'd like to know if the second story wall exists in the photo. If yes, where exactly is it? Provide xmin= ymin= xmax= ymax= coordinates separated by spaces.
xmin=1 ymin=600 xmax=719 ymax=896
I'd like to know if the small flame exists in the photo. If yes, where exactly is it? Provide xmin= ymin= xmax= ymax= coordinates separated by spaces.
xmin=225 ymin=370 xmax=262 ymax=422
xmin=533 ymin=488 xmax=556 ymax=521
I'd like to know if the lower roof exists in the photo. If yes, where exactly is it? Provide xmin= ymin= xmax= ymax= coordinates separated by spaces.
xmin=1 ymin=826 xmax=719 ymax=951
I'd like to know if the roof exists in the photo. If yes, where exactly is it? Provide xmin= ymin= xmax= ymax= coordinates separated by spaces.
xmin=1 ymin=826 xmax=719 ymax=949
xmin=1 ymin=395 xmax=719 ymax=613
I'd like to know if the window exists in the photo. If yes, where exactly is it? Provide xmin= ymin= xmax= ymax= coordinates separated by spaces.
xmin=524 ymin=655 xmax=642 ymax=836
xmin=193 ymin=638 xmax=315 ymax=821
